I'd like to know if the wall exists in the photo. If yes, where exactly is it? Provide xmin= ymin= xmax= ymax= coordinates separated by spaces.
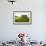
xmin=0 ymin=0 xmax=46 ymax=41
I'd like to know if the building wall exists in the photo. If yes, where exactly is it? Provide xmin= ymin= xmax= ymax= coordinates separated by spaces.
xmin=0 ymin=0 xmax=46 ymax=41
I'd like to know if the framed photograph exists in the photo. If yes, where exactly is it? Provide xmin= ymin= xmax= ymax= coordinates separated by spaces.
xmin=13 ymin=11 xmax=32 ymax=25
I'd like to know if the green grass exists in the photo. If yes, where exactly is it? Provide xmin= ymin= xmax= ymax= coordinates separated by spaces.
xmin=15 ymin=15 xmax=29 ymax=22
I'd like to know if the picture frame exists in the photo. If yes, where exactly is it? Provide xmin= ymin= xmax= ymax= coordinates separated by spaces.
xmin=13 ymin=11 xmax=32 ymax=25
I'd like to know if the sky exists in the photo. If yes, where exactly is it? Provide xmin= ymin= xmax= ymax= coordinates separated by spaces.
xmin=0 ymin=0 xmax=46 ymax=42
xmin=14 ymin=12 xmax=31 ymax=17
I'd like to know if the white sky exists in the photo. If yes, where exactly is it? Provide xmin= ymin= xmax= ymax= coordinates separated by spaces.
xmin=14 ymin=12 xmax=31 ymax=17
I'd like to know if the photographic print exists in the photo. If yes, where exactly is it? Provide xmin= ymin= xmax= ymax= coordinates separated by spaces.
xmin=13 ymin=11 xmax=32 ymax=25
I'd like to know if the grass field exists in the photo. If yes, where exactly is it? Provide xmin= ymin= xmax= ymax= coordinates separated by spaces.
xmin=14 ymin=15 xmax=32 ymax=22
xmin=15 ymin=15 xmax=29 ymax=22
